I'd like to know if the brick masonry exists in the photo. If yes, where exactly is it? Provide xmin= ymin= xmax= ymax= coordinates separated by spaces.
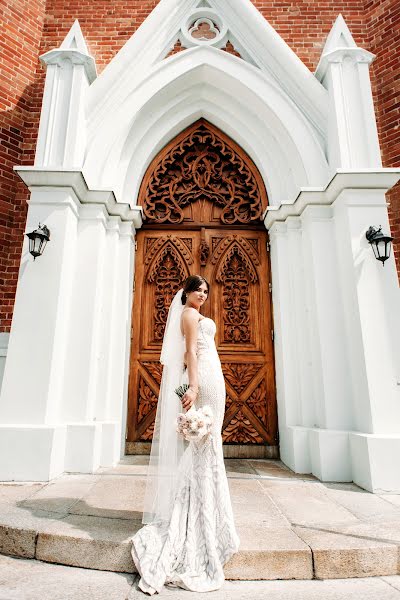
xmin=0 ymin=0 xmax=399 ymax=331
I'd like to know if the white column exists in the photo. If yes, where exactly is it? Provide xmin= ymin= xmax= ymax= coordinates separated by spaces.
xmin=0 ymin=167 xmax=141 ymax=481
xmin=286 ymin=217 xmax=315 ymax=430
xmin=35 ymin=21 xmax=96 ymax=169
xmin=265 ymin=170 xmax=400 ymax=491
xmin=93 ymin=217 xmax=120 ymax=423
xmin=92 ymin=218 xmax=135 ymax=467
xmin=316 ymin=16 xmax=382 ymax=169
xmin=269 ymin=222 xmax=309 ymax=471
xmin=61 ymin=204 xmax=108 ymax=473
xmin=108 ymin=222 xmax=135 ymax=461
xmin=333 ymin=189 xmax=400 ymax=492
xmin=0 ymin=333 xmax=9 ymax=394
xmin=300 ymin=205 xmax=353 ymax=481
xmin=0 ymin=188 xmax=79 ymax=480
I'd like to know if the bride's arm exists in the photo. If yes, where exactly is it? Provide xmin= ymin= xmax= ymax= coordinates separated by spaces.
xmin=181 ymin=309 xmax=199 ymax=410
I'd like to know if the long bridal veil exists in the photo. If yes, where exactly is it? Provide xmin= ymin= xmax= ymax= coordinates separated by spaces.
xmin=141 ymin=287 xmax=187 ymax=525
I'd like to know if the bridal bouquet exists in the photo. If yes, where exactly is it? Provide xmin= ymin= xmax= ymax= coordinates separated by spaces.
xmin=174 ymin=385 xmax=213 ymax=441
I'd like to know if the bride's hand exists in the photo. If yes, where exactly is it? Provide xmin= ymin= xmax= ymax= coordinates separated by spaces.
xmin=181 ymin=388 xmax=197 ymax=411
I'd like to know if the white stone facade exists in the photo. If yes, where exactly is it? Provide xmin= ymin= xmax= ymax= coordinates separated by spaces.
xmin=0 ymin=0 xmax=399 ymax=492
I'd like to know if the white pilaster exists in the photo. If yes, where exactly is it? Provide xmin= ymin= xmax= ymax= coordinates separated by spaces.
xmin=301 ymin=205 xmax=353 ymax=432
xmin=0 ymin=168 xmax=142 ymax=481
xmin=316 ymin=15 xmax=382 ymax=169
xmin=91 ymin=217 xmax=135 ymax=466
xmin=0 ymin=188 xmax=79 ymax=424
xmin=269 ymin=222 xmax=309 ymax=471
xmin=286 ymin=217 xmax=315 ymax=430
xmin=265 ymin=169 xmax=400 ymax=491
xmin=95 ymin=217 xmax=121 ymax=423
xmin=109 ymin=222 xmax=135 ymax=460
xmin=292 ymin=205 xmax=353 ymax=481
xmin=0 ymin=187 xmax=79 ymax=480
xmin=35 ymin=20 xmax=96 ymax=168
xmin=61 ymin=204 xmax=107 ymax=424
xmin=333 ymin=189 xmax=400 ymax=491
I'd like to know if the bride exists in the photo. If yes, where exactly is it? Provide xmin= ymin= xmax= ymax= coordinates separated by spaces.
xmin=130 ymin=274 xmax=240 ymax=594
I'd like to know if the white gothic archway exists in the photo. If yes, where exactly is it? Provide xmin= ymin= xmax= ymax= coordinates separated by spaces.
xmin=83 ymin=47 xmax=329 ymax=206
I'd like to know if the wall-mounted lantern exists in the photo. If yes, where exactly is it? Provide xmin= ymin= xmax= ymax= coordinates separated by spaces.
xmin=25 ymin=223 xmax=50 ymax=260
xmin=365 ymin=226 xmax=393 ymax=266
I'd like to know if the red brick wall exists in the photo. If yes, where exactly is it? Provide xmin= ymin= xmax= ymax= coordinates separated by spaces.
xmin=0 ymin=0 xmax=46 ymax=331
xmin=253 ymin=0 xmax=368 ymax=68
xmin=366 ymin=0 xmax=400 ymax=273
xmin=0 ymin=0 xmax=398 ymax=331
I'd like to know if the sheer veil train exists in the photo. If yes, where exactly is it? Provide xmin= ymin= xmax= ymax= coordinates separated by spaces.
xmin=141 ymin=287 xmax=186 ymax=526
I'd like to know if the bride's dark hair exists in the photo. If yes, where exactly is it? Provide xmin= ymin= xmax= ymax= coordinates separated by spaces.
xmin=181 ymin=275 xmax=210 ymax=305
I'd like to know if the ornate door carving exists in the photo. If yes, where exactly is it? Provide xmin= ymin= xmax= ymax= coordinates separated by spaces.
xmin=138 ymin=119 xmax=268 ymax=227
xmin=126 ymin=120 xmax=277 ymax=455
xmin=203 ymin=230 xmax=276 ymax=446
xmin=127 ymin=229 xmax=277 ymax=450
xmin=127 ymin=231 xmax=200 ymax=443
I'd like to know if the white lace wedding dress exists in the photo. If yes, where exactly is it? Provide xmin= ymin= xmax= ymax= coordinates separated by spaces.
xmin=131 ymin=316 xmax=240 ymax=594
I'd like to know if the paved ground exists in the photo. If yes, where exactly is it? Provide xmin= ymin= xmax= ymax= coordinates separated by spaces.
xmin=0 ymin=457 xmax=400 ymax=580
xmin=1 ymin=554 xmax=400 ymax=600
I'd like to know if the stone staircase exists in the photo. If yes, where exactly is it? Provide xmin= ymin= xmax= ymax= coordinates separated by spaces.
xmin=1 ymin=457 xmax=400 ymax=580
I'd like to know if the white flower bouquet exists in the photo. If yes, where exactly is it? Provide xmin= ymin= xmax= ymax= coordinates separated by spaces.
xmin=174 ymin=384 xmax=213 ymax=441
xmin=175 ymin=403 xmax=213 ymax=441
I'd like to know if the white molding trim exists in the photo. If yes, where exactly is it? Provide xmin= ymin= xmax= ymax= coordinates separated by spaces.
xmin=264 ymin=169 xmax=400 ymax=227
xmin=13 ymin=167 xmax=143 ymax=228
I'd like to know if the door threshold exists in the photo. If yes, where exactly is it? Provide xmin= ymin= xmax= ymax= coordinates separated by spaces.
xmin=125 ymin=441 xmax=279 ymax=459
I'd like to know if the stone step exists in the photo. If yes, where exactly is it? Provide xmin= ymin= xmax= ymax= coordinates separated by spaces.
xmin=0 ymin=458 xmax=400 ymax=580
xmin=3 ymin=554 xmax=400 ymax=600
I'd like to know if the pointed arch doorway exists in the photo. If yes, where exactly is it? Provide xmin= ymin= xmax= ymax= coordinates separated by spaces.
xmin=126 ymin=119 xmax=278 ymax=458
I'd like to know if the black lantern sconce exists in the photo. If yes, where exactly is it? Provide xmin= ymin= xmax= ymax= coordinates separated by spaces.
xmin=365 ymin=226 xmax=393 ymax=266
xmin=25 ymin=223 xmax=50 ymax=260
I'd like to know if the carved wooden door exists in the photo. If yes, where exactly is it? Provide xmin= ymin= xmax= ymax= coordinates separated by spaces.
xmin=202 ymin=229 xmax=277 ymax=447
xmin=127 ymin=228 xmax=277 ymax=451
xmin=126 ymin=119 xmax=278 ymax=455
xmin=127 ymin=230 xmax=201 ymax=444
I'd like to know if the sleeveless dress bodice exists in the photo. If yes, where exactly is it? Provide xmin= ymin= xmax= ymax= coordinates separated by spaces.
xmin=182 ymin=317 xmax=224 ymax=432
xmin=184 ymin=317 xmax=220 ymax=361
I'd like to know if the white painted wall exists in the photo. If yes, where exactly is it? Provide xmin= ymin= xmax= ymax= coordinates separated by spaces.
xmin=0 ymin=334 xmax=9 ymax=397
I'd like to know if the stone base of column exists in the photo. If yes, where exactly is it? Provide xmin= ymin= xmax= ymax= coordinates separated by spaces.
xmin=0 ymin=425 xmax=67 ymax=481
xmin=0 ymin=421 xmax=121 ymax=481
xmin=64 ymin=421 xmax=121 ymax=474
xmin=350 ymin=432 xmax=400 ymax=493
xmin=281 ymin=426 xmax=400 ymax=492
xmin=281 ymin=426 xmax=352 ymax=482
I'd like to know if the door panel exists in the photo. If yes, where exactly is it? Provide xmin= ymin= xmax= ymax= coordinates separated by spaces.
xmin=127 ymin=230 xmax=200 ymax=443
xmin=127 ymin=228 xmax=277 ymax=448
xmin=202 ymin=229 xmax=277 ymax=445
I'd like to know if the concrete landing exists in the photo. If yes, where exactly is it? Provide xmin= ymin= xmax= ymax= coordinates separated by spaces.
xmin=1 ymin=458 xmax=400 ymax=580
xmin=2 ymin=555 xmax=400 ymax=600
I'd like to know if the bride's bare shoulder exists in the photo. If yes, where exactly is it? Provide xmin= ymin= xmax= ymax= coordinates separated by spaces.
xmin=181 ymin=307 xmax=200 ymax=335
xmin=181 ymin=307 xmax=199 ymax=323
